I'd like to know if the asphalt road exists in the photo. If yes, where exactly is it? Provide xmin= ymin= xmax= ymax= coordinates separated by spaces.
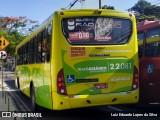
xmin=3 ymin=72 xmax=160 ymax=120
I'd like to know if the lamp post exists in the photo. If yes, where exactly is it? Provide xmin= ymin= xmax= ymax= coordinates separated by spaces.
xmin=99 ymin=0 xmax=101 ymax=9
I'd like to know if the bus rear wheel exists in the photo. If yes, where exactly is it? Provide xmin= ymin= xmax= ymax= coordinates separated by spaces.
xmin=30 ymin=85 xmax=37 ymax=111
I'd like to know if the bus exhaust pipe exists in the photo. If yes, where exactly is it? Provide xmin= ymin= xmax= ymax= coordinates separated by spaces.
xmin=112 ymin=98 xmax=117 ymax=102
xmin=87 ymin=100 xmax=91 ymax=104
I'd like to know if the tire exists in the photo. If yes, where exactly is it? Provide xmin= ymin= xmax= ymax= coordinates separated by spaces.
xmin=17 ymin=78 xmax=20 ymax=89
xmin=30 ymin=85 xmax=37 ymax=111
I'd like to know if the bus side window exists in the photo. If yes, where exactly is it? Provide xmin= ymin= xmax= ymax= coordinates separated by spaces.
xmin=138 ymin=46 xmax=143 ymax=58
xmin=46 ymin=24 xmax=52 ymax=62
xmin=147 ymin=28 xmax=160 ymax=38
xmin=29 ymin=39 xmax=34 ymax=64
xmin=21 ymin=47 xmax=24 ymax=64
xmin=145 ymin=42 xmax=159 ymax=57
xmin=138 ymin=32 xmax=144 ymax=58
xmin=37 ymin=33 xmax=42 ymax=63
xmin=17 ymin=48 xmax=22 ymax=65
xmin=34 ymin=36 xmax=37 ymax=63
xmin=155 ymin=42 xmax=160 ymax=56
xmin=42 ymin=29 xmax=47 ymax=62
xmin=138 ymin=32 xmax=144 ymax=40
xmin=21 ymin=48 xmax=23 ymax=65
xmin=23 ymin=43 xmax=29 ymax=64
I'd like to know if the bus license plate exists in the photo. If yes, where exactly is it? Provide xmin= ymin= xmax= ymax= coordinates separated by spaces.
xmin=94 ymin=83 xmax=107 ymax=89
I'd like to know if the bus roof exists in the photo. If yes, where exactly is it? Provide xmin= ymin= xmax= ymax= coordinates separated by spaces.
xmin=137 ymin=20 xmax=160 ymax=32
xmin=57 ymin=9 xmax=133 ymax=17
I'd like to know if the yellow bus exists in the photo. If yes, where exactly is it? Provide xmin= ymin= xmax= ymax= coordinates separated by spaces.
xmin=15 ymin=9 xmax=139 ymax=111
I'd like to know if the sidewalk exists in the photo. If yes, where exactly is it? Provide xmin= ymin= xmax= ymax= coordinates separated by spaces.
xmin=0 ymin=71 xmax=23 ymax=120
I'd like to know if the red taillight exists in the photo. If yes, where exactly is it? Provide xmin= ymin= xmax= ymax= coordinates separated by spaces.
xmin=132 ymin=66 xmax=139 ymax=90
xmin=57 ymin=69 xmax=67 ymax=95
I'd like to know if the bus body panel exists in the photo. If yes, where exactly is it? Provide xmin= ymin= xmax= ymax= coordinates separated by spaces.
xmin=61 ymin=46 xmax=136 ymax=95
xmin=139 ymin=57 xmax=160 ymax=103
xmin=52 ymin=90 xmax=138 ymax=110
xmin=15 ymin=63 xmax=53 ymax=109
xmin=137 ymin=20 xmax=160 ymax=104
xmin=51 ymin=10 xmax=139 ymax=109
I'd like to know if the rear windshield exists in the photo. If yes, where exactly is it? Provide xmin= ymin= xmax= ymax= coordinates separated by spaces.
xmin=62 ymin=17 xmax=132 ymax=45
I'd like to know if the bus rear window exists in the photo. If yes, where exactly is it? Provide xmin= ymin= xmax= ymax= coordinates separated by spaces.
xmin=62 ymin=17 xmax=132 ymax=45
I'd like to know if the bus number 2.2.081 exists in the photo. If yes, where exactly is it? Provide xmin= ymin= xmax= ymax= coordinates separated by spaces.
xmin=109 ymin=63 xmax=132 ymax=70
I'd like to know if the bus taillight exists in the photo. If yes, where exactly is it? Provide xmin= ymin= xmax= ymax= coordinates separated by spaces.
xmin=57 ymin=68 xmax=67 ymax=95
xmin=132 ymin=66 xmax=139 ymax=90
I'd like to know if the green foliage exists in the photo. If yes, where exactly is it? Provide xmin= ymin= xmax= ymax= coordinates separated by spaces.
xmin=0 ymin=31 xmax=26 ymax=55
xmin=0 ymin=16 xmax=39 ymax=55
xmin=0 ymin=16 xmax=39 ymax=35
xmin=128 ymin=0 xmax=160 ymax=22
xmin=128 ymin=0 xmax=151 ymax=14
xmin=137 ymin=14 xmax=156 ymax=21
xmin=102 ymin=5 xmax=115 ymax=10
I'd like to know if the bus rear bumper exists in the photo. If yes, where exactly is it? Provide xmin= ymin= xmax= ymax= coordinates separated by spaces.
xmin=52 ymin=90 xmax=139 ymax=110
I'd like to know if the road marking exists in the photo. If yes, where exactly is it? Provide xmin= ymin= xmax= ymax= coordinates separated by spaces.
xmin=3 ymin=81 xmax=39 ymax=120
xmin=9 ymin=91 xmax=39 ymax=120
xmin=1 ymin=86 xmax=19 ymax=91
xmin=2 ymin=80 xmax=30 ymax=111
xmin=108 ymin=106 xmax=123 ymax=111
xmin=0 ymin=82 xmax=19 ymax=91
xmin=8 ymin=89 xmax=31 ymax=111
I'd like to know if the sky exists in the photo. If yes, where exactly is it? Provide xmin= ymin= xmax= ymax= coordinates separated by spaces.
xmin=0 ymin=0 xmax=155 ymax=24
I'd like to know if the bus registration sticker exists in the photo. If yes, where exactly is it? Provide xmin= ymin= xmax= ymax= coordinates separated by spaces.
xmin=94 ymin=83 xmax=107 ymax=89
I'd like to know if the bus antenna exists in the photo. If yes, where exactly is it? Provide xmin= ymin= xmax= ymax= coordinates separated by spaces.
xmin=69 ymin=0 xmax=79 ymax=9
xmin=62 ymin=0 xmax=85 ymax=10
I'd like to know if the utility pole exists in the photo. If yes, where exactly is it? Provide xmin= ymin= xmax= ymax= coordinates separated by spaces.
xmin=99 ymin=0 xmax=101 ymax=9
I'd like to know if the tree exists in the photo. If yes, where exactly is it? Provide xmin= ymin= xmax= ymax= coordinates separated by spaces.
xmin=0 ymin=16 xmax=39 ymax=71
xmin=128 ymin=0 xmax=160 ymax=22
xmin=102 ymin=5 xmax=115 ymax=10
xmin=0 ymin=16 xmax=39 ymax=55
xmin=128 ymin=0 xmax=151 ymax=14
xmin=0 ymin=30 xmax=26 ymax=54
xmin=0 ymin=16 xmax=39 ymax=35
